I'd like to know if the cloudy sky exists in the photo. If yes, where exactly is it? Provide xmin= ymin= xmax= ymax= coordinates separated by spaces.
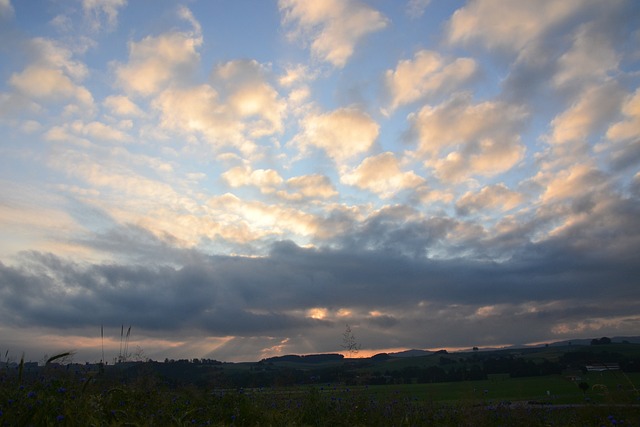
xmin=1 ymin=0 xmax=639 ymax=363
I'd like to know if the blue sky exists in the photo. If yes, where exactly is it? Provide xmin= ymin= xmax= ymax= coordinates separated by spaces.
xmin=1 ymin=0 xmax=639 ymax=363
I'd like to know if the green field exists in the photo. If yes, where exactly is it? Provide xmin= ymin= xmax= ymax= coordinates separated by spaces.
xmin=1 ymin=368 xmax=639 ymax=426
xmin=317 ymin=371 xmax=640 ymax=405
xmin=3 ymin=343 xmax=640 ymax=425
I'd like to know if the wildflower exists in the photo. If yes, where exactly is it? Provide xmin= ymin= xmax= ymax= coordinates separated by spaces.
xmin=58 ymin=387 xmax=67 ymax=394
xmin=56 ymin=415 xmax=65 ymax=422
xmin=27 ymin=391 xmax=36 ymax=398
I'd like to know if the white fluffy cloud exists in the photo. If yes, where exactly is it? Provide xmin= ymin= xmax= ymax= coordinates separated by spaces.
xmin=103 ymin=95 xmax=144 ymax=117
xmin=206 ymin=193 xmax=323 ymax=240
xmin=222 ymin=166 xmax=284 ymax=194
xmin=281 ymin=174 xmax=337 ymax=200
xmin=152 ymin=59 xmax=287 ymax=154
xmin=279 ymin=0 xmax=388 ymax=67
xmin=384 ymin=50 xmax=477 ymax=112
xmin=115 ymin=30 xmax=201 ymax=96
xmin=9 ymin=38 xmax=93 ymax=107
xmin=293 ymin=107 xmax=379 ymax=163
xmin=538 ymin=163 xmax=606 ymax=204
xmin=409 ymin=93 xmax=527 ymax=181
xmin=341 ymin=152 xmax=424 ymax=198
xmin=152 ymin=85 xmax=247 ymax=150
xmin=212 ymin=60 xmax=286 ymax=138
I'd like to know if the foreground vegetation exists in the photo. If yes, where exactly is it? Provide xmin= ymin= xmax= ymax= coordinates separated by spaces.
xmin=1 ymin=365 xmax=639 ymax=426
xmin=2 ymin=341 xmax=639 ymax=425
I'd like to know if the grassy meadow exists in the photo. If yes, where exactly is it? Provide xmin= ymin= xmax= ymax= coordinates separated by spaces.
xmin=1 ymin=363 xmax=639 ymax=426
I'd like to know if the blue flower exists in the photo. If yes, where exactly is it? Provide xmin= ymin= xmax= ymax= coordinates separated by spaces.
xmin=56 ymin=415 xmax=65 ymax=422
xmin=27 ymin=391 xmax=36 ymax=398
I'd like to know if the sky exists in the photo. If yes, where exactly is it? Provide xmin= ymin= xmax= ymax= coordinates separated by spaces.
xmin=0 ymin=0 xmax=639 ymax=363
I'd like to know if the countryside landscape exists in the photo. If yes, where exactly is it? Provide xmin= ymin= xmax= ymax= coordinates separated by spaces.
xmin=2 ymin=0 xmax=640 ymax=424
xmin=1 ymin=336 xmax=639 ymax=425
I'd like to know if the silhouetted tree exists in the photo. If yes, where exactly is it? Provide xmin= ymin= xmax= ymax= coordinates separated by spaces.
xmin=341 ymin=324 xmax=360 ymax=357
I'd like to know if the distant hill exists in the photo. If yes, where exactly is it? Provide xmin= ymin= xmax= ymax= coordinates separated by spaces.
xmin=263 ymin=353 xmax=344 ymax=364
xmin=544 ymin=336 xmax=640 ymax=347
xmin=256 ymin=336 xmax=640 ymax=365
xmin=389 ymin=336 xmax=640 ymax=356
xmin=387 ymin=349 xmax=433 ymax=358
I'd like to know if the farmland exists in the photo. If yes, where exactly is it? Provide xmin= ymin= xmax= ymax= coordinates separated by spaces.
xmin=1 ymin=342 xmax=639 ymax=425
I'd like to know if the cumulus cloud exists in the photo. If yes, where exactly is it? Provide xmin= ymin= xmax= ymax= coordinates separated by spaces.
xmin=82 ymin=0 xmax=127 ymax=30
xmin=2 ymin=0 xmax=639 ymax=362
xmin=538 ymin=163 xmax=607 ymax=204
xmin=293 ymin=107 xmax=379 ymax=163
xmin=384 ymin=50 xmax=477 ymax=112
xmin=409 ymin=93 xmax=527 ymax=181
xmin=115 ymin=22 xmax=202 ymax=95
xmin=212 ymin=59 xmax=286 ymax=137
xmin=496 ymin=1 xmax=634 ymax=106
xmin=103 ymin=95 xmax=144 ymax=117
xmin=222 ymin=166 xmax=283 ymax=194
xmin=278 ymin=63 xmax=314 ymax=88
xmin=279 ymin=0 xmax=388 ymax=67
xmin=152 ymin=85 xmax=248 ymax=151
xmin=280 ymin=174 xmax=337 ymax=200
xmin=604 ymin=88 xmax=640 ymax=171
xmin=9 ymin=38 xmax=93 ymax=107
xmin=205 ymin=193 xmax=323 ymax=241
xmin=547 ymin=82 xmax=625 ymax=145
xmin=455 ymin=184 xmax=523 ymax=216
xmin=150 ymin=59 xmax=286 ymax=153
xmin=10 ymin=67 xmax=92 ymax=105
xmin=553 ymin=21 xmax=620 ymax=88
xmin=607 ymin=88 xmax=640 ymax=143
xmin=341 ymin=152 xmax=424 ymax=198
xmin=76 ymin=120 xmax=132 ymax=142
xmin=446 ymin=0 xmax=588 ymax=52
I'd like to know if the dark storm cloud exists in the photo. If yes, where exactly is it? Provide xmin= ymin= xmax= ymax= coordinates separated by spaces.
xmin=1 ymin=212 xmax=638 ymax=341
xmin=1 ymin=185 xmax=639 ymax=354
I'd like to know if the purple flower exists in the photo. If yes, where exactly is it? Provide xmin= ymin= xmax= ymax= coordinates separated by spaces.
xmin=27 ymin=391 xmax=36 ymax=398
xmin=56 ymin=415 xmax=65 ymax=422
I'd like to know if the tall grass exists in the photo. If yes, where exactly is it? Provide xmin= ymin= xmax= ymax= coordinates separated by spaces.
xmin=1 ymin=372 xmax=639 ymax=426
